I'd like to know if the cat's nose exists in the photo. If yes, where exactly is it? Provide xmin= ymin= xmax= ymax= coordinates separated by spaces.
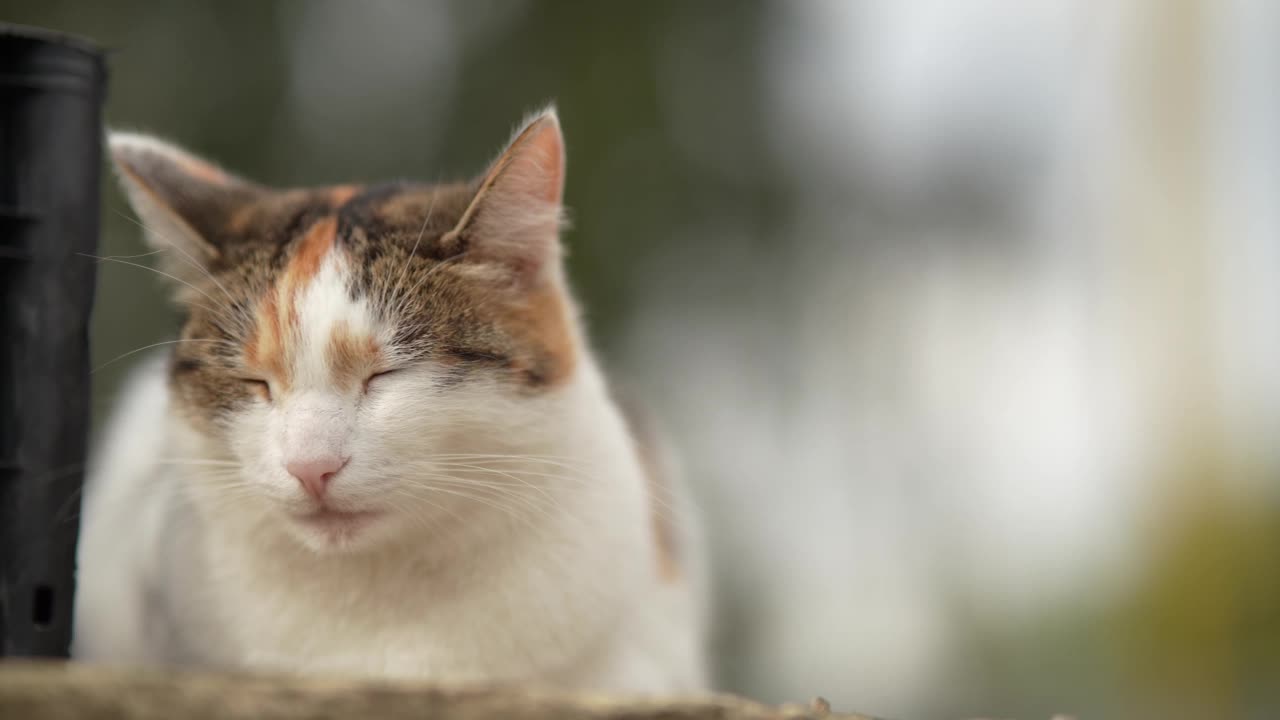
xmin=286 ymin=456 xmax=348 ymax=501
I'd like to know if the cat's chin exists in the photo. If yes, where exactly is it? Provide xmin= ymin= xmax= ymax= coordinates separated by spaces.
xmin=285 ymin=508 xmax=390 ymax=554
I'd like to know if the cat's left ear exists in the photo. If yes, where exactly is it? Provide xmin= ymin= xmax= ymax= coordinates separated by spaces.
xmin=108 ymin=132 xmax=264 ymax=286
xmin=445 ymin=107 xmax=566 ymax=284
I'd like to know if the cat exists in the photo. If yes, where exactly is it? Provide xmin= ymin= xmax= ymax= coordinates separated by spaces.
xmin=73 ymin=107 xmax=708 ymax=692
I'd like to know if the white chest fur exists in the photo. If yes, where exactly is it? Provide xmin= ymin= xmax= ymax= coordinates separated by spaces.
xmin=178 ymin=466 xmax=648 ymax=683
xmin=74 ymin=357 xmax=704 ymax=692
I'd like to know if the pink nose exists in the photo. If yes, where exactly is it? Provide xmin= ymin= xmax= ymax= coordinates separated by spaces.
xmin=286 ymin=456 xmax=348 ymax=501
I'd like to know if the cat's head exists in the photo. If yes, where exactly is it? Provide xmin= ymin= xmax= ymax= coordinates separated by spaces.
xmin=111 ymin=109 xmax=589 ymax=553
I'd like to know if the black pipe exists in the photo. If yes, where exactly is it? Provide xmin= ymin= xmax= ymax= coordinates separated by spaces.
xmin=0 ymin=24 xmax=106 ymax=657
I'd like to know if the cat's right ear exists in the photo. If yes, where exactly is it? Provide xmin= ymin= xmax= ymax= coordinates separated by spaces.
xmin=108 ymin=132 xmax=262 ymax=285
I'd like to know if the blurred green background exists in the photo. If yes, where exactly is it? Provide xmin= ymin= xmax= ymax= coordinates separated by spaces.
xmin=4 ymin=2 xmax=1279 ymax=718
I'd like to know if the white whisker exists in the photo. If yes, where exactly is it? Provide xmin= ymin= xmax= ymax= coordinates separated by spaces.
xmin=93 ymin=339 xmax=233 ymax=374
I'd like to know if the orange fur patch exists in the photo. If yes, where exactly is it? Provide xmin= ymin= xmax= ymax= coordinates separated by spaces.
xmin=174 ymin=154 xmax=229 ymax=185
xmin=612 ymin=396 xmax=683 ymax=583
xmin=650 ymin=479 xmax=681 ymax=583
xmin=287 ymin=217 xmax=337 ymax=287
xmin=228 ymin=205 xmax=256 ymax=234
xmin=246 ymin=216 xmax=339 ymax=390
xmin=326 ymin=185 xmax=359 ymax=207
xmin=247 ymin=291 xmax=289 ymax=390
xmin=329 ymin=321 xmax=382 ymax=391
xmin=625 ymin=407 xmax=681 ymax=584
xmin=505 ymin=287 xmax=578 ymax=386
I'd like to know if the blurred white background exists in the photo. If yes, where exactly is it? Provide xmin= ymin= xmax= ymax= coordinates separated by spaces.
xmin=9 ymin=1 xmax=1278 ymax=717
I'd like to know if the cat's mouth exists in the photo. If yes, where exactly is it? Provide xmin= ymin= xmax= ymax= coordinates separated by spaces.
xmin=293 ymin=508 xmax=383 ymax=532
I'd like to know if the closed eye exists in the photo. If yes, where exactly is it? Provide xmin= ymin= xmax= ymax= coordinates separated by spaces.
xmin=447 ymin=348 xmax=506 ymax=364
xmin=363 ymin=369 xmax=399 ymax=392
xmin=239 ymin=378 xmax=271 ymax=402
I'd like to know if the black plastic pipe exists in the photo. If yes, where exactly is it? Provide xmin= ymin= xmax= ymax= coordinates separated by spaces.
xmin=0 ymin=24 xmax=106 ymax=657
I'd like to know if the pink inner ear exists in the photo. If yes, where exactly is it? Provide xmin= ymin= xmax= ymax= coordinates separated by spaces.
xmin=172 ymin=153 xmax=230 ymax=185
xmin=487 ymin=114 xmax=565 ymax=208
xmin=521 ymin=118 xmax=565 ymax=205
xmin=443 ymin=112 xmax=567 ymax=280
xmin=112 ymin=137 xmax=233 ymax=192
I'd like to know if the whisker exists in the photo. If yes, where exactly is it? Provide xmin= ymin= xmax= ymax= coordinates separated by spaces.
xmin=421 ymin=460 xmax=686 ymax=523
xmin=400 ymin=468 xmax=604 ymax=530
xmin=111 ymin=208 xmax=246 ymax=322
xmin=388 ymin=192 xmax=439 ymax=311
xmin=385 ymin=487 xmax=467 ymax=528
xmin=93 ymin=338 xmax=233 ymax=374
xmin=83 ymin=253 xmax=245 ymax=331
xmin=154 ymin=458 xmax=241 ymax=467
xmin=392 ymin=251 xmax=469 ymax=323
xmin=422 ymin=461 xmax=559 ymax=505
xmin=398 ymin=482 xmax=543 ymax=533
xmin=91 ymin=248 xmax=166 ymax=261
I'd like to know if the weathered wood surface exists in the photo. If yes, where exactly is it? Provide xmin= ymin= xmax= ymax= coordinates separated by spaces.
xmin=0 ymin=661 xmax=877 ymax=720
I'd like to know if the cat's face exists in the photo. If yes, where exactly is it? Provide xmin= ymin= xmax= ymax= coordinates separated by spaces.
xmin=112 ymin=111 xmax=582 ymax=553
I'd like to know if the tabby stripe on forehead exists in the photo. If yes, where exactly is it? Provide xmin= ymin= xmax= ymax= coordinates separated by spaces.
xmin=247 ymin=291 xmax=287 ymax=389
xmin=329 ymin=320 xmax=382 ymax=392
xmin=287 ymin=216 xmax=338 ymax=290
xmin=247 ymin=215 xmax=339 ymax=391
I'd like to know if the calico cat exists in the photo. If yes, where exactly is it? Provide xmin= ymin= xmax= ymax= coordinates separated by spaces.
xmin=73 ymin=108 xmax=708 ymax=691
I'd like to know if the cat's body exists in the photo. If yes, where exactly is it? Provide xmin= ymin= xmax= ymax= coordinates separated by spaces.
xmin=73 ymin=110 xmax=707 ymax=692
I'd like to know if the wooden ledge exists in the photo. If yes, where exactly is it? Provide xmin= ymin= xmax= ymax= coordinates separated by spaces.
xmin=0 ymin=661 xmax=877 ymax=720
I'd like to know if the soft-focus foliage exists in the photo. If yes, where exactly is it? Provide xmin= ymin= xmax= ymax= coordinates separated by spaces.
xmin=6 ymin=2 xmax=1278 ymax=718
